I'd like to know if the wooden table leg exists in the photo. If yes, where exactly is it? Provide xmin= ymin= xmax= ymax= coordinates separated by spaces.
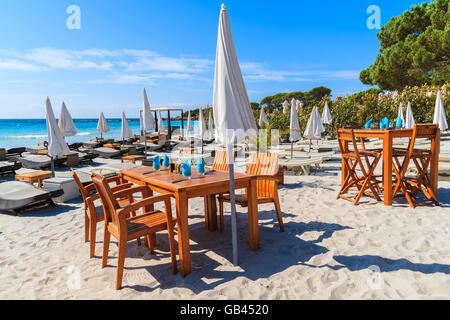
xmin=247 ymin=178 xmax=259 ymax=251
xmin=203 ymin=195 xmax=218 ymax=231
xmin=341 ymin=141 xmax=348 ymax=186
xmin=175 ymin=192 xmax=191 ymax=277
xmin=383 ymin=131 xmax=393 ymax=205
xmin=430 ymin=130 xmax=440 ymax=198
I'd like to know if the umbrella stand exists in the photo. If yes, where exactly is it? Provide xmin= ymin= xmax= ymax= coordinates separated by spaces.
xmin=50 ymin=156 xmax=55 ymax=177
xmin=227 ymin=141 xmax=238 ymax=266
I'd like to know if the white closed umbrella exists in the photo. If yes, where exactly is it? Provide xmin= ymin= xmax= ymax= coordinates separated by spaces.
xmin=304 ymin=106 xmax=325 ymax=152
xmin=213 ymin=3 xmax=257 ymax=266
xmin=186 ymin=110 xmax=193 ymax=133
xmin=208 ymin=110 xmax=215 ymax=139
xmin=405 ymin=102 xmax=415 ymax=129
xmin=198 ymin=107 xmax=206 ymax=153
xmin=296 ymin=99 xmax=304 ymax=113
xmin=282 ymin=100 xmax=290 ymax=114
xmin=143 ymin=88 xmax=156 ymax=157
xmin=97 ymin=112 xmax=110 ymax=138
xmin=157 ymin=111 xmax=165 ymax=134
xmin=46 ymin=97 xmax=69 ymax=176
xmin=433 ymin=90 xmax=448 ymax=131
xmin=121 ymin=112 xmax=133 ymax=143
xmin=289 ymin=98 xmax=301 ymax=159
xmin=321 ymin=101 xmax=332 ymax=124
xmin=259 ymin=107 xmax=269 ymax=127
xmin=198 ymin=107 xmax=206 ymax=139
xmin=58 ymin=101 xmax=77 ymax=137
xmin=139 ymin=111 xmax=144 ymax=133
xmin=398 ymin=102 xmax=405 ymax=127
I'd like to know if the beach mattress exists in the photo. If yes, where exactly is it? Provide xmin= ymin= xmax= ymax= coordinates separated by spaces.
xmin=0 ymin=181 xmax=62 ymax=211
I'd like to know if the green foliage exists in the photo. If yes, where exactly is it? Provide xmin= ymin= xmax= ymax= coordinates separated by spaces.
xmin=265 ymin=85 xmax=448 ymax=139
xmin=260 ymin=86 xmax=331 ymax=113
xmin=360 ymin=0 xmax=450 ymax=90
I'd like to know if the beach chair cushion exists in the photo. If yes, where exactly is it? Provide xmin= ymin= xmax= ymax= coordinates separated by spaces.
xmin=0 ymin=181 xmax=62 ymax=211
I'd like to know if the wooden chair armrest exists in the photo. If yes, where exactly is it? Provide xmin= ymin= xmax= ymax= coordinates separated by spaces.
xmin=112 ymin=185 xmax=151 ymax=200
xmin=106 ymin=175 xmax=122 ymax=186
xmin=117 ymin=194 xmax=172 ymax=218
xmin=86 ymin=193 xmax=100 ymax=204
xmin=84 ymin=183 xmax=96 ymax=193
xmin=110 ymin=183 xmax=133 ymax=193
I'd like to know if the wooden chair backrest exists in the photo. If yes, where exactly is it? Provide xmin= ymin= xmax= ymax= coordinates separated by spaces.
xmin=212 ymin=150 xmax=232 ymax=171
xmin=70 ymin=169 xmax=89 ymax=204
xmin=247 ymin=152 xmax=279 ymax=198
xmin=336 ymin=128 xmax=360 ymax=154
xmin=91 ymin=173 xmax=122 ymax=228
xmin=406 ymin=124 xmax=439 ymax=158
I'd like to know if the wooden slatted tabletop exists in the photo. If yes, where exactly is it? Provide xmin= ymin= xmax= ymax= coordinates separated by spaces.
xmin=121 ymin=166 xmax=258 ymax=277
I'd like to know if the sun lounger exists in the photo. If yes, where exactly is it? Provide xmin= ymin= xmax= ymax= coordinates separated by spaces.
xmin=82 ymin=141 xmax=102 ymax=149
xmin=0 ymin=181 xmax=64 ymax=214
xmin=279 ymin=157 xmax=324 ymax=175
xmin=68 ymin=142 xmax=83 ymax=150
xmin=91 ymin=147 xmax=127 ymax=159
xmin=26 ymin=146 xmax=47 ymax=154
xmin=6 ymin=147 xmax=26 ymax=159
xmin=73 ymin=167 xmax=120 ymax=185
xmin=0 ymin=161 xmax=22 ymax=176
xmin=75 ymin=151 xmax=99 ymax=164
xmin=17 ymin=154 xmax=67 ymax=170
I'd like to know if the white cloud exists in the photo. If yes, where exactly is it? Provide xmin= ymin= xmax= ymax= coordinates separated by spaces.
xmin=0 ymin=58 xmax=45 ymax=71
xmin=241 ymin=62 xmax=359 ymax=82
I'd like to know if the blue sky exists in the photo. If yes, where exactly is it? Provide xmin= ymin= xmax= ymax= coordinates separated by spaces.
xmin=0 ymin=0 xmax=426 ymax=118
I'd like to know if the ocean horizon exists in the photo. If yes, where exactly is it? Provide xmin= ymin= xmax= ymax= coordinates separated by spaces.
xmin=0 ymin=118 xmax=199 ymax=149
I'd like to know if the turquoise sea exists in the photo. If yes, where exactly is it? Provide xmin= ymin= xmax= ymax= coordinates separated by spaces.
xmin=0 ymin=119 xmax=199 ymax=149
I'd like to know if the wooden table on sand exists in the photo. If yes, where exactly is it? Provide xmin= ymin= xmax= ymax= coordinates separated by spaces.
xmin=120 ymin=167 xmax=258 ymax=277
xmin=121 ymin=155 xmax=146 ymax=164
xmin=15 ymin=171 xmax=52 ymax=188
xmin=342 ymin=128 xmax=440 ymax=206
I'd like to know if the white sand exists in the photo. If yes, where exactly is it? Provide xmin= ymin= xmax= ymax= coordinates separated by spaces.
xmin=0 ymin=145 xmax=449 ymax=299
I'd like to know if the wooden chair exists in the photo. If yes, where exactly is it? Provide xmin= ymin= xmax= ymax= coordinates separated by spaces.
xmin=212 ymin=150 xmax=231 ymax=172
xmin=70 ymin=169 xmax=135 ymax=258
xmin=217 ymin=152 xmax=284 ymax=232
xmin=336 ymin=128 xmax=382 ymax=205
xmin=91 ymin=173 xmax=177 ymax=290
xmin=392 ymin=124 xmax=439 ymax=208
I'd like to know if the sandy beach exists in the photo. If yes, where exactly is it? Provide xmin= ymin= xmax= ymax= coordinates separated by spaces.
xmin=1 ymin=146 xmax=449 ymax=300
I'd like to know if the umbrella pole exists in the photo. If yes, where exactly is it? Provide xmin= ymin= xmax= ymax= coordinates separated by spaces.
xmin=51 ymin=157 xmax=55 ymax=177
xmin=227 ymin=142 xmax=238 ymax=266
xmin=144 ymin=130 xmax=147 ymax=158
xmin=309 ymin=139 xmax=312 ymax=152
xmin=291 ymin=141 xmax=293 ymax=160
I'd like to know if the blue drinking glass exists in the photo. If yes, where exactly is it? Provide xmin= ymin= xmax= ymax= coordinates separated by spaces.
xmin=182 ymin=161 xmax=191 ymax=179
xmin=153 ymin=155 xmax=161 ymax=171
xmin=197 ymin=157 xmax=205 ymax=175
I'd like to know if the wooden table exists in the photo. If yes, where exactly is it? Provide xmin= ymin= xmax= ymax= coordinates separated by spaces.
xmin=343 ymin=128 xmax=440 ymax=205
xmin=121 ymin=167 xmax=258 ymax=277
xmin=15 ymin=171 xmax=53 ymax=188
xmin=121 ymin=155 xmax=146 ymax=164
